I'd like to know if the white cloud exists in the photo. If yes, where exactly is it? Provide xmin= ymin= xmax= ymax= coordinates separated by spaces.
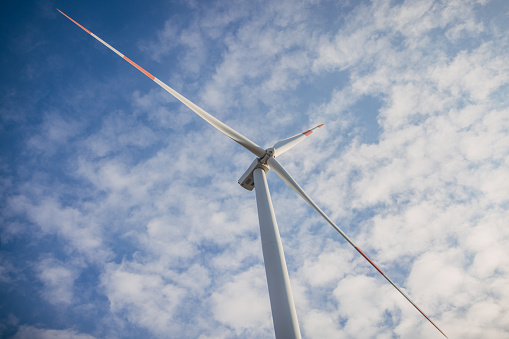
xmin=210 ymin=266 xmax=272 ymax=336
xmin=300 ymin=308 xmax=342 ymax=338
xmin=299 ymin=246 xmax=355 ymax=288
xmin=26 ymin=112 xmax=80 ymax=156
xmin=85 ymin=112 xmax=157 ymax=158
xmin=0 ymin=254 xmax=19 ymax=284
xmin=102 ymin=262 xmax=187 ymax=336
xmin=7 ymin=195 xmax=110 ymax=262
xmin=332 ymin=275 xmax=400 ymax=338
xmin=12 ymin=326 xmax=96 ymax=339
xmin=36 ymin=258 xmax=77 ymax=305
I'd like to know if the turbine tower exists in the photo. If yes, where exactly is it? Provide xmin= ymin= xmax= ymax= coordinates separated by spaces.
xmin=58 ymin=10 xmax=448 ymax=338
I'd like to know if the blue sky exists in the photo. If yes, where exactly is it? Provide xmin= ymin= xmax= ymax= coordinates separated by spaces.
xmin=1 ymin=0 xmax=509 ymax=338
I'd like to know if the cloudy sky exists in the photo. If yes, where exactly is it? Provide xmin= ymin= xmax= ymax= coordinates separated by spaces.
xmin=1 ymin=0 xmax=508 ymax=338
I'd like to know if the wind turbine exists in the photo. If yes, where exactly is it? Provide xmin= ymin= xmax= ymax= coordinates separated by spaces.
xmin=58 ymin=10 xmax=448 ymax=338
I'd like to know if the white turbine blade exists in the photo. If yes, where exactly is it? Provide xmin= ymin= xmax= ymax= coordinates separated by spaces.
xmin=273 ymin=124 xmax=324 ymax=157
xmin=57 ymin=9 xmax=266 ymax=158
xmin=267 ymin=157 xmax=448 ymax=338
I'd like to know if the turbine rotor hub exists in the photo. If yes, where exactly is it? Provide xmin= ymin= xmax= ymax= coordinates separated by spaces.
xmin=259 ymin=147 xmax=275 ymax=165
xmin=238 ymin=148 xmax=274 ymax=191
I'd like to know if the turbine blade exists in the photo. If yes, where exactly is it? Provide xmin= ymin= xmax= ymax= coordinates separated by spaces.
xmin=57 ymin=9 xmax=266 ymax=158
xmin=267 ymin=157 xmax=448 ymax=338
xmin=273 ymin=124 xmax=324 ymax=157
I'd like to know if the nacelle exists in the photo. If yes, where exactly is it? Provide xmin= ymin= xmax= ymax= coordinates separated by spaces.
xmin=238 ymin=159 xmax=269 ymax=191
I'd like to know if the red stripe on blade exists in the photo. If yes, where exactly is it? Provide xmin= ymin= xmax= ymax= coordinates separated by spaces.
xmin=413 ymin=304 xmax=449 ymax=338
xmin=302 ymin=130 xmax=313 ymax=136
xmin=355 ymin=247 xmax=385 ymax=275
xmin=123 ymin=56 xmax=155 ymax=80
xmin=57 ymin=9 xmax=91 ymax=34
xmin=317 ymin=124 xmax=324 ymax=128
